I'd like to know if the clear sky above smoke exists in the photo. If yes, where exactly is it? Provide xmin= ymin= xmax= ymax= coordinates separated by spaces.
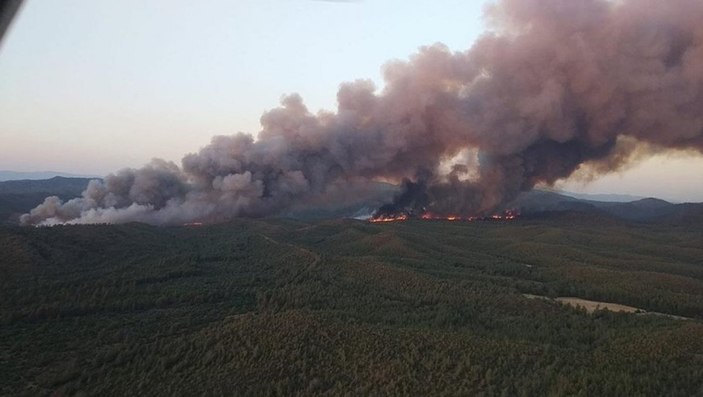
xmin=0 ymin=0 xmax=701 ymax=202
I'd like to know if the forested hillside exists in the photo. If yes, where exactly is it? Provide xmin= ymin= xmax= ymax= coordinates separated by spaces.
xmin=1 ymin=216 xmax=702 ymax=395
xmin=0 ymin=177 xmax=94 ymax=224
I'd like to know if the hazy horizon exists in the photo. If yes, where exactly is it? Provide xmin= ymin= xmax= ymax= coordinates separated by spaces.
xmin=1 ymin=0 xmax=702 ymax=202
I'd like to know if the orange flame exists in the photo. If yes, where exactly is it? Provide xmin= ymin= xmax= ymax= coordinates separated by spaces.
xmin=368 ymin=214 xmax=409 ymax=223
xmin=370 ymin=210 xmax=519 ymax=224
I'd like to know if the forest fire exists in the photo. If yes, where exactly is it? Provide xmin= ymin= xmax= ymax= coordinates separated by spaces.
xmin=368 ymin=214 xmax=410 ymax=223
xmin=369 ymin=210 xmax=519 ymax=224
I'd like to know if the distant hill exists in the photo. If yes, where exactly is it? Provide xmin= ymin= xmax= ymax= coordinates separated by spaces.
xmin=0 ymin=176 xmax=97 ymax=195
xmin=510 ymin=190 xmax=703 ymax=223
xmin=0 ymin=170 xmax=102 ymax=182
xmin=598 ymin=198 xmax=703 ymax=224
xmin=0 ymin=176 xmax=95 ymax=224
xmin=556 ymin=191 xmax=646 ymax=203
xmin=507 ymin=190 xmax=592 ymax=213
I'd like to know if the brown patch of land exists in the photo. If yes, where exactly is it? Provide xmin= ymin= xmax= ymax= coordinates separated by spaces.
xmin=523 ymin=294 xmax=690 ymax=320
xmin=555 ymin=297 xmax=640 ymax=313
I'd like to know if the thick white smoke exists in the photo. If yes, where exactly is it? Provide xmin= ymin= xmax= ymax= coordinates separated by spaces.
xmin=22 ymin=0 xmax=703 ymax=225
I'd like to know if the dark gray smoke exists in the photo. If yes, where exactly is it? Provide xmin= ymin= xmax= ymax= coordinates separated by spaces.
xmin=22 ymin=0 xmax=703 ymax=225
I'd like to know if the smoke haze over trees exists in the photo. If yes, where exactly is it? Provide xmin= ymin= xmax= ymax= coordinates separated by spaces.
xmin=22 ymin=0 xmax=703 ymax=225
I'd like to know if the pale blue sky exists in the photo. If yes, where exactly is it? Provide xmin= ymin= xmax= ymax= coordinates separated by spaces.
xmin=0 ymin=0 xmax=701 ymax=201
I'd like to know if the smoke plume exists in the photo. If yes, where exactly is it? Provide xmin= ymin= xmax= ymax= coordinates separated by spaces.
xmin=22 ymin=0 xmax=703 ymax=225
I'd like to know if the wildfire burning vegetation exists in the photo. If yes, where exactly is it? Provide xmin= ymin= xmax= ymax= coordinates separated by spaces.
xmin=17 ymin=0 xmax=703 ymax=227
xmin=368 ymin=214 xmax=410 ymax=223
xmin=369 ymin=209 xmax=519 ymax=223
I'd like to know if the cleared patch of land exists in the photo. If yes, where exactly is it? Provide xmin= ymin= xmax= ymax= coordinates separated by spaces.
xmin=556 ymin=297 xmax=640 ymax=313
xmin=523 ymin=295 xmax=692 ymax=321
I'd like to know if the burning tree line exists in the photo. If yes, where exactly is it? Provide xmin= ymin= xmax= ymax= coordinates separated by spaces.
xmin=369 ymin=178 xmax=520 ymax=222
xmin=369 ymin=209 xmax=519 ymax=224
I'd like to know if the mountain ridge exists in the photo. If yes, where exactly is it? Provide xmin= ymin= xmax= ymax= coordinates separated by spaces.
xmin=0 ymin=170 xmax=102 ymax=181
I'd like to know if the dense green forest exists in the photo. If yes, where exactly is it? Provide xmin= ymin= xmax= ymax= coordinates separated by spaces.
xmin=1 ymin=214 xmax=702 ymax=396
